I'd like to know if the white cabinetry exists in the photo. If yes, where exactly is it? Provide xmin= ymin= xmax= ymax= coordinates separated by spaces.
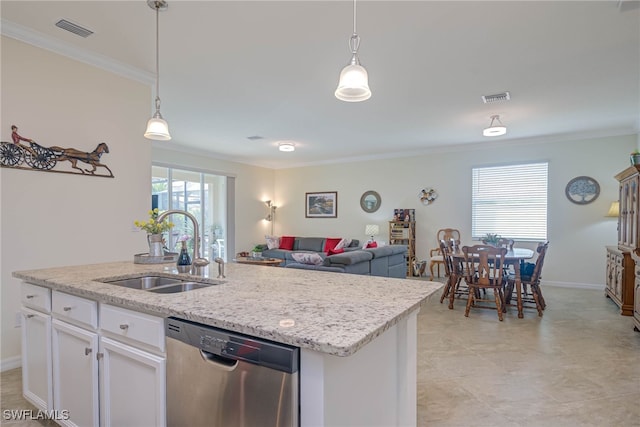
xmin=99 ymin=304 xmax=166 ymax=427
xmin=52 ymin=319 xmax=99 ymax=427
xmin=51 ymin=291 xmax=99 ymax=427
xmin=21 ymin=283 xmax=53 ymax=411
xmin=21 ymin=284 xmax=166 ymax=427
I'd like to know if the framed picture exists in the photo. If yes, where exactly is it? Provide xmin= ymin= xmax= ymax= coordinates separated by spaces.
xmin=305 ymin=191 xmax=338 ymax=218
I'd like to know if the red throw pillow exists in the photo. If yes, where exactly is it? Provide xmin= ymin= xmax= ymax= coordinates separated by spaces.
xmin=366 ymin=241 xmax=378 ymax=248
xmin=328 ymin=248 xmax=344 ymax=256
xmin=279 ymin=236 xmax=295 ymax=250
xmin=325 ymin=237 xmax=343 ymax=254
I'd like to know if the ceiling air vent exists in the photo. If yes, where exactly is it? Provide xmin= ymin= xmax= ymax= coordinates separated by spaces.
xmin=482 ymin=91 xmax=510 ymax=104
xmin=55 ymin=19 xmax=94 ymax=38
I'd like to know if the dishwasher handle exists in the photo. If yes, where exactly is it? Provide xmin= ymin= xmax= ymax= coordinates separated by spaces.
xmin=199 ymin=349 xmax=238 ymax=371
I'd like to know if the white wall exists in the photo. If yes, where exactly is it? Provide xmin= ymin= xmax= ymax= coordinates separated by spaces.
xmin=274 ymin=135 xmax=636 ymax=288
xmin=1 ymin=37 xmax=151 ymax=367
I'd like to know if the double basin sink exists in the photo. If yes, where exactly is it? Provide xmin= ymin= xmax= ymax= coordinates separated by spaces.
xmin=99 ymin=275 xmax=222 ymax=294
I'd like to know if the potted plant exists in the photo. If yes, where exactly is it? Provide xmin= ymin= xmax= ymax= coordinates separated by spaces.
xmin=251 ymin=245 xmax=264 ymax=258
xmin=482 ymin=233 xmax=501 ymax=246
xmin=631 ymin=150 xmax=640 ymax=166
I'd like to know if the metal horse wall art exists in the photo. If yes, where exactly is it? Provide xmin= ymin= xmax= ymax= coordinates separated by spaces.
xmin=1 ymin=126 xmax=114 ymax=178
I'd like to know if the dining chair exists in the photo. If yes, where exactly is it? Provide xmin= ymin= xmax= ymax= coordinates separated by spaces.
xmin=461 ymin=245 xmax=508 ymax=321
xmin=429 ymin=228 xmax=461 ymax=280
xmin=505 ymin=242 xmax=549 ymax=316
xmin=438 ymin=239 xmax=465 ymax=307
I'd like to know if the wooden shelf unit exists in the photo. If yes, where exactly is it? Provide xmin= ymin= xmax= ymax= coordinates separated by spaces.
xmin=389 ymin=221 xmax=415 ymax=277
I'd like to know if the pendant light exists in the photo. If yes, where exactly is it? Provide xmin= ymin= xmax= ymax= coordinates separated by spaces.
xmin=335 ymin=0 xmax=371 ymax=102
xmin=144 ymin=0 xmax=171 ymax=141
xmin=483 ymin=115 xmax=507 ymax=137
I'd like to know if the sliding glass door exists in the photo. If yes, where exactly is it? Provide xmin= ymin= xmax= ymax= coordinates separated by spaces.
xmin=152 ymin=165 xmax=228 ymax=261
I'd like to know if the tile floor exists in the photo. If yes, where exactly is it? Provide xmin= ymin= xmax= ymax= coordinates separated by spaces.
xmin=1 ymin=285 xmax=638 ymax=426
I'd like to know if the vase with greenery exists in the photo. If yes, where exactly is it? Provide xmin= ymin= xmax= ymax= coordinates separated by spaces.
xmin=134 ymin=208 xmax=174 ymax=256
xmin=631 ymin=150 xmax=640 ymax=166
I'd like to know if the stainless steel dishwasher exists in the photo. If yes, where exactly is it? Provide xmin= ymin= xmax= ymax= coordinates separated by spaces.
xmin=165 ymin=317 xmax=299 ymax=427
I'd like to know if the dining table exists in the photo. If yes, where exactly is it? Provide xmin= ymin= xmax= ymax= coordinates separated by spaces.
xmin=448 ymin=246 xmax=534 ymax=318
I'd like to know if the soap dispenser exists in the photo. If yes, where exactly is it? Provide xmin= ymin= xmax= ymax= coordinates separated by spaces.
xmin=177 ymin=240 xmax=192 ymax=273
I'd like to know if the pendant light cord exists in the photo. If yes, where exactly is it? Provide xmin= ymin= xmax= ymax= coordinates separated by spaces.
xmin=155 ymin=2 xmax=161 ymax=110
xmin=349 ymin=0 xmax=360 ymax=56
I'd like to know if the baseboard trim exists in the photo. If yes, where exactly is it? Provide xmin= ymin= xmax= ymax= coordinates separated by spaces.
xmin=1 ymin=356 xmax=21 ymax=372
xmin=543 ymin=281 xmax=605 ymax=291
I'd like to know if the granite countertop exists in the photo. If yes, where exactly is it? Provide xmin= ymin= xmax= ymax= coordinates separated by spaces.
xmin=13 ymin=261 xmax=442 ymax=357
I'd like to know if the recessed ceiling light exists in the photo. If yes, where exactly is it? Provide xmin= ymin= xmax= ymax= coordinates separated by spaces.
xmin=278 ymin=142 xmax=295 ymax=152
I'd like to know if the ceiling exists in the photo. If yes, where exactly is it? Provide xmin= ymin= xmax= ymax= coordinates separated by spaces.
xmin=2 ymin=1 xmax=639 ymax=169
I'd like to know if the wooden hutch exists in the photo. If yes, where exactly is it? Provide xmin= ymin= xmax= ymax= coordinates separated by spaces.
xmin=606 ymin=165 xmax=639 ymax=317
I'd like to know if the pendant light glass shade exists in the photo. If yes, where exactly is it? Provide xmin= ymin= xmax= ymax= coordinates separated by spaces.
xmin=144 ymin=0 xmax=171 ymax=141
xmin=483 ymin=114 xmax=507 ymax=137
xmin=335 ymin=0 xmax=371 ymax=102
xmin=335 ymin=59 xmax=371 ymax=102
xmin=144 ymin=113 xmax=171 ymax=140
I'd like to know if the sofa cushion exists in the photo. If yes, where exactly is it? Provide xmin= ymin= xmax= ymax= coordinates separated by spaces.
xmin=265 ymin=235 xmax=280 ymax=249
xmin=365 ymin=241 xmax=378 ymax=248
xmin=285 ymin=263 xmax=346 ymax=273
xmin=327 ymin=248 xmax=344 ymax=256
xmin=291 ymin=252 xmax=324 ymax=265
xmin=279 ymin=236 xmax=295 ymax=250
xmin=324 ymin=250 xmax=373 ymax=266
xmin=325 ymin=237 xmax=343 ymax=253
xmin=296 ymin=237 xmax=325 ymax=252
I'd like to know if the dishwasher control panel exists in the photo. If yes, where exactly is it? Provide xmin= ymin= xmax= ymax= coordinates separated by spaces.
xmin=166 ymin=317 xmax=299 ymax=373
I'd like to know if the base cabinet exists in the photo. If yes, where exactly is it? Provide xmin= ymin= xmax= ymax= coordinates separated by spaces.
xmin=100 ymin=336 xmax=166 ymax=427
xmin=21 ymin=283 xmax=166 ymax=427
xmin=21 ymin=307 xmax=52 ymax=411
xmin=52 ymin=319 xmax=99 ymax=427
xmin=630 ymin=251 xmax=640 ymax=332
xmin=605 ymin=246 xmax=634 ymax=316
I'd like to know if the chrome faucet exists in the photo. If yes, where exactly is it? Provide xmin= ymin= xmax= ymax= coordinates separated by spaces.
xmin=214 ymin=257 xmax=225 ymax=279
xmin=156 ymin=210 xmax=210 ymax=276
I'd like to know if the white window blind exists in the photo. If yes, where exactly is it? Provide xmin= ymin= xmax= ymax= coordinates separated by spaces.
xmin=472 ymin=162 xmax=548 ymax=241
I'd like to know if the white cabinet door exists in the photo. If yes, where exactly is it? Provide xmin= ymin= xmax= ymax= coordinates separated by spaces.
xmin=99 ymin=336 xmax=166 ymax=427
xmin=52 ymin=319 xmax=99 ymax=427
xmin=21 ymin=308 xmax=52 ymax=411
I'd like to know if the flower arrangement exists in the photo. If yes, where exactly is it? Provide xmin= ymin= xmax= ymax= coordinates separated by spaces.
xmin=134 ymin=208 xmax=174 ymax=235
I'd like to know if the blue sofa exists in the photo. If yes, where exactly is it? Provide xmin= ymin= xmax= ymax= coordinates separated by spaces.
xmin=260 ymin=237 xmax=407 ymax=278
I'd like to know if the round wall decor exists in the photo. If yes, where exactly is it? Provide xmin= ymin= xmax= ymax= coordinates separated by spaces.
xmin=419 ymin=187 xmax=438 ymax=205
xmin=360 ymin=190 xmax=381 ymax=213
xmin=565 ymin=176 xmax=600 ymax=205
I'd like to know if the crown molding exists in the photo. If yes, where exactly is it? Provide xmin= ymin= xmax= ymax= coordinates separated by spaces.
xmin=1 ymin=18 xmax=154 ymax=86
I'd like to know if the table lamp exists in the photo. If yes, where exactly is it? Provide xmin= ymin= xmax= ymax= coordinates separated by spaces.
xmin=365 ymin=224 xmax=380 ymax=242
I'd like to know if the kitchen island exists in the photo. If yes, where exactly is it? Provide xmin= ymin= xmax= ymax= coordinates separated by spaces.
xmin=14 ymin=261 xmax=442 ymax=426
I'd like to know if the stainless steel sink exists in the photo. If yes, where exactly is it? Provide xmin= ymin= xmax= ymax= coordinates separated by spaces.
xmin=147 ymin=282 xmax=213 ymax=294
xmin=102 ymin=275 xmax=184 ymax=290
xmin=98 ymin=275 xmax=222 ymax=293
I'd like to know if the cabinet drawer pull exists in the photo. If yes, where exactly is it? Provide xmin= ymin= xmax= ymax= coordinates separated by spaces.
xmin=25 ymin=295 xmax=36 ymax=299
xmin=26 ymin=314 xmax=35 ymax=319
xmin=119 ymin=324 xmax=129 ymax=330
xmin=63 ymin=306 xmax=72 ymax=312
xmin=96 ymin=352 xmax=104 ymax=360
xmin=85 ymin=347 xmax=92 ymax=356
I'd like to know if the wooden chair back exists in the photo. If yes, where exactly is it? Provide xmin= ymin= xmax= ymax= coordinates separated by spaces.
xmin=496 ymin=238 xmax=514 ymax=250
xmin=527 ymin=241 xmax=549 ymax=284
xmin=461 ymin=245 xmax=507 ymax=287
xmin=436 ymin=228 xmax=461 ymax=244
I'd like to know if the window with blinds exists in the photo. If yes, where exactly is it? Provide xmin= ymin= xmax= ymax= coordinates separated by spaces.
xmin=472 ymin=162 xmax=548 ymax=241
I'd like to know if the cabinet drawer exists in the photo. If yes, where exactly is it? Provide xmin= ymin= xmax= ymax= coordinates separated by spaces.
xmin=100 ymin=304 xmax=165 ymax=353
xmin=52 ymin=291 xmax=98 ymax=330
xmin=21 ymin=283 xmax=51 ymax=313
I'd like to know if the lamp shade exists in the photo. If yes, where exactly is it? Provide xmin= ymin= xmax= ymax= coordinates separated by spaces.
xmin=335 ymin=64 xmax=371 ymax=102
xmin=606 ymin=201 xmax=620 ymax=217
xmin=365 ymin=224 xmax=379 ymax=238
xmin=144 ymin=115 xmax=171 ymax=140
xmin=483 ymin=115 xmax=507 ymax=137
